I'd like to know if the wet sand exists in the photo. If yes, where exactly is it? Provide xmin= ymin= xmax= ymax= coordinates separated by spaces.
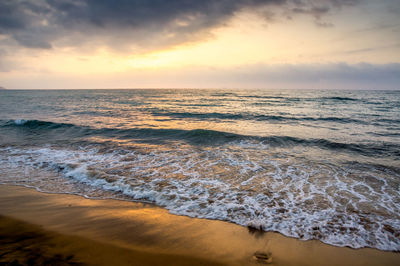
xmin=0 ymin=215 xmax=219 ymax=266
xmin=0 ymin=185 xmax=399 ymax=265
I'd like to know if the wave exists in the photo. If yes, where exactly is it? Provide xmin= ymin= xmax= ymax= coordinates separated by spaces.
xmin=239 ymin=95 xmax=286 ymax=99
xmin=1 ymin=119 xmax=399 ymax=158
xmin=1 ymin=144 xmax=399 ymax=251
xmin=237 ymin=95 xmax=358 ymax=101
xmin=147 ymin=111 xmax=368 ymax=124
xmin=5 ymin=119 xmax=74 ymax=128
xmin=320 ymin=96 xmax=358 ymax=101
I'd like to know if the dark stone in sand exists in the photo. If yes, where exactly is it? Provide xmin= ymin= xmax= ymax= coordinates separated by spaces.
xmin=247 ymin=226 xmax=266 ymax=238
xmin=253 ymin=251 xmax=272 ymax=264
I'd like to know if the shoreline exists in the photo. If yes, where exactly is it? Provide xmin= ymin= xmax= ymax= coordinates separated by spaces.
xmin=0 ymin=184 xmax=399 ymax=265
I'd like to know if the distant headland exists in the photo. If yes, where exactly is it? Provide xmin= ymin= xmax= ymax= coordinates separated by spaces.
xmin=0 ymin=87 xmax=7 ymax=90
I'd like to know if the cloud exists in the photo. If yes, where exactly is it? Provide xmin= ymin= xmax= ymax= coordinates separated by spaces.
xmin=3 ymin=62 xmax=398 ymax=90
xmin=131 ymin=62 xmax=400 ymax=90
xmin=286 ymin=0 xmax=358 ymax=27
xmin=342 ymin=43 xmax=400 ymax=54
xmin=0 ymin=0 xmax=359 ymax=51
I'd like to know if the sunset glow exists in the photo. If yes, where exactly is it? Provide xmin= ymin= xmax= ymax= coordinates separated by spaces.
xmin=0 ymin=1 xmax=399 ymax=89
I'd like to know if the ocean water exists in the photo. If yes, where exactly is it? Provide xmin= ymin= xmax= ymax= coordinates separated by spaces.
xmin=0 ymin=89 xmax=399 ymax=250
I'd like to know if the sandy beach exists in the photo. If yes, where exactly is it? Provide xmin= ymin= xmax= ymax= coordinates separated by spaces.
xmin=0 ymin=185 xmax=398 ymax=265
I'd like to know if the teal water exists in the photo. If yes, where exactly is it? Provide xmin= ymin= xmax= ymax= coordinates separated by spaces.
xmin=0 ymin=89 xmax=399 ymax=250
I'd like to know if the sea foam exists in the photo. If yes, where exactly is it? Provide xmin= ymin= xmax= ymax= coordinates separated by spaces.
xmin=1 ymin=144 xmax=399 ymax=251
xmin=14 ymin=119 xmax=27 ymax=125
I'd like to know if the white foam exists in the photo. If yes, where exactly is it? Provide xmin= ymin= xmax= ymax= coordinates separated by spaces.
xmin=0 ymin=143 xmax=399 ymax=251
xmin=13 ymin=119 xmax=27 ymax=125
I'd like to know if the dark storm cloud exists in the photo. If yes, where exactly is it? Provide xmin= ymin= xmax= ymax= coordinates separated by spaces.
xmin=0 ymin=1 xmax=55 ymax=48
xmin=0 ymin=0 xmax=358 ymax=50
xmin=287 ymin=0 xmax=358 ymax=27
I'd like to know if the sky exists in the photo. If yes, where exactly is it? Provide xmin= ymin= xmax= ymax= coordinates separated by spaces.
xmin=0 ymin=0 xmax=399 ymax=90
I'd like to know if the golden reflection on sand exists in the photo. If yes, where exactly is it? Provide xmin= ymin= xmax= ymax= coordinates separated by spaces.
xmin=0 ymin=185 xmax=399 ymax=266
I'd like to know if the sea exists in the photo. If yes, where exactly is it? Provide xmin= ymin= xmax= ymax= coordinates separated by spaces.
xmin=0 ymin=89 xmax=399 ymax=250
